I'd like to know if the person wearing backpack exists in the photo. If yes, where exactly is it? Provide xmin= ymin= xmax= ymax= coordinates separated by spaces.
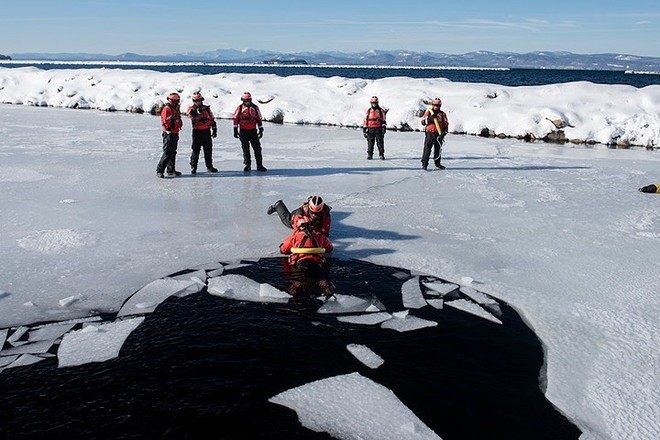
xmin=187 ymin=92 xmax=218 ymax=174
xmin=362 ymin=96 xmax=388 ymax=160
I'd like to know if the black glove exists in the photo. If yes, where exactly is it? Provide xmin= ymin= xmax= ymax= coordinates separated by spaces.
xmin=363 ymin=128 xmax=368 ymax=138
xmin=189 ymin=108 xmax=198 ymax=117
xmin=233 ymin=127 xmax=239 ymax=138
xmin=382 ymin=125 xmax=387 ymax=134
xmin=212 ymin=126 xmax=217 ymax=138
xmin=258 ymin=127 xmax=264 ymax=139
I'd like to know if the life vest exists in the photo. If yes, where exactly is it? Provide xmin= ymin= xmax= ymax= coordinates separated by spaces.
xmin=161 ymin=104 xmax=183 ymax=134
xmin=363 ymin=107 xmax=386 ymax=128
xmin=233 ymin=104 xmax=263 ymax=130
xmin=188 ymin=104 xmax=216 ymax=130
xmin=280 ymin=229 xmax=333 ymax=267
xmin=422 ymin=109 xmax=449 ymax=134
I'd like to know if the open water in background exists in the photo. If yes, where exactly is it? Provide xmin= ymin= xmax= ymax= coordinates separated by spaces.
xmin=3 ymin=61 xmax=659 ymax=88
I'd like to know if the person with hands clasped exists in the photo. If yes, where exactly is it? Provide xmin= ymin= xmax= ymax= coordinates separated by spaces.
xmin=232 ymin=91 xmax=267 ymax=172
xmin=362 ymin=96 xmax=387 ymax=160
xmin=156 ymin=92 xmax=184 ymax=178
xmin=187 ymin=92 xmax=218 ymax=174
xmin=421 ymin=97 xmax=449 ymax=170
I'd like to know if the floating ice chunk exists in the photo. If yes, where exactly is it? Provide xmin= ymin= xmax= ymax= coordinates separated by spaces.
xmin=460 ymin=276 xmax=474 ymax=285
xmin=208 ymin=274 xmax=288 ymax=303
xmin=365 ymin=304 xmax=379 ymax=312
xmin=58 ymin=295 xmax=79 ymax=307
xmin=426 ymin=299 xmax=444 ymax=309
xmin=0 ymin=328 xmax=8 ymax=347
xmin=58 ymin=199 xmax=79 ymax=204
xmin=0 ymin=340 xmax=54 ymax=356
xmin=393 ymin=310 xmax=409 ymax=319
xmin=337 ymin=312 xmax=392 ymax=325
xmin=117 ymin=278 xmax=198 ymax=317
xmin=381 ymin=313 xmax=438 ymax=332
xmin=347 ymin=344 xmax=385 ymax=369
xmin=459 ymin=287 xmax=502 ymax=317
xmin=445 ymin=299 xmax=502 ymax=325
xmin=169 ymin=269 xmax=206 ymax=284
xmin=259 ymin=283 xmax=291 ymax=300
xmin=28 ymin=323 xmax=76 ymax=342
xmin=269 ymin=372 xmax=441 ymax=440
xmin=3 ymin=353 xmax=46 ymax=370
xmin=392 ymin=271 xmax=409 ymax=280
xmin=58 ymin=317 xmax=144 ymax=368
xmin=402 ymin=277 xmax=426 ymax=309
xmin=317 ymin=294 xmax=384 ymax=314
xmin=422 ymin=281 xmax=458 ymax=296
xmin=7 ymin=326 xmax=29 ymax=344
xmin=0 ymin=355 xmax=19 ymax=368
xmin=23 ymin=301 xmax=35 ymax=307
xmin=206 ymin=267 xmax=224 ymax=278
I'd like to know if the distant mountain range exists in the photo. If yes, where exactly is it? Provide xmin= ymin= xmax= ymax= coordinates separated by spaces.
xmin=4 ymin=49 xmax=660 ymax=71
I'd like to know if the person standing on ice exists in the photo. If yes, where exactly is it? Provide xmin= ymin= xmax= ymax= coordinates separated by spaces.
xmin=362 ymin=96 xmax=387 ymax=160
xmin=187 ymin=92 xmax=218 ymax=174
xmin=421 ymin=97 xmax=449 ymax=170
xmin=232 ymin=92 xmax=267 ymax=172
xmin=267 ymin=195 xmax=332 ymax=237
xmin=156 ymin=92 xmax=184 ymax=178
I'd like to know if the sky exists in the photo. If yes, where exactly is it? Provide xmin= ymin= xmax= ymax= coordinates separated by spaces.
xmin=1 ymin=0 xmax=659 ymax=57
xmin=0 ymin=68 xmax=659 ymax=439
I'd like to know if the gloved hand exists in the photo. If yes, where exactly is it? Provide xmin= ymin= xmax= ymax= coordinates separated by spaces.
xmin=189 ymin=108 xmax=198 ymax=117
xmin=233 ymin=127 xmax=239 ymax=138
xmin=212 ymin=126 xmax=217 ymax=138
xmin=363 ymin=128 xmax=368 ymax=138
xmin=382 ymin=125 xmax=387 ymax=134
xmin=258 ymin=127 xmax=264 ymax=139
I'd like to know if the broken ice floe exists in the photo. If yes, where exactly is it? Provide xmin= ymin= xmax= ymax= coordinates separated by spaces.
xmin=208 ymin=274 xmax=290 ymax=303
xmin=317 ymin=294 xmax=384 ymax=314
xmin=269 ymin=372 xmax=441 ymax=440
xmin=346 ymin=344 xmax=385 ymax=369
xmin=445 ymin=299 xmax=502 ymax=325
xmin=117 ymin=278 xmax=202 ymax=317
xmin=401 ymin=277 xmax=426 ymax=309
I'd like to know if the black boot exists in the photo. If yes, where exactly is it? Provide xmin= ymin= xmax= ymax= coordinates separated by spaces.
xmin=267 ymin=200 xmax=283 ymax=215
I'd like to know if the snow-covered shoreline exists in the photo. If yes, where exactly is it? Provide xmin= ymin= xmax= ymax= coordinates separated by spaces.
xmin=1 ymin=66 xmax=658 ymax=148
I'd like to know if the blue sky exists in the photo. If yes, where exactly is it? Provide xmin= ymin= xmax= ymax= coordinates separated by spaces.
xmin=1 ymin=0 xmax=658 ymax=57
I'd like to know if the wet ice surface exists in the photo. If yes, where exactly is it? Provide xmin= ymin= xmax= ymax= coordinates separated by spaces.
xmin=1 ymin=104 xmax=658 ymax=439
xmin=0 ymin=258 xmax=579 ymax=439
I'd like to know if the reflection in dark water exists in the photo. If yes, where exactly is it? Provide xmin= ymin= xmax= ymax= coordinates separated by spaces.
xmin=0 ymin=258 xmax=580 ymax=440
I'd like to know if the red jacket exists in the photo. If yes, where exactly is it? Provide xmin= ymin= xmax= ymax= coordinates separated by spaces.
xmin=363 ymin=107 xmax=386 ymax=128
xmin=422 ymin=109 xmax=449 ymax=134
xmin=290 ymin=203 xmax=332 ymax=237
xmin=280 ymin=229 xmax=333 ymax=267
xmin=161 ymin=103 xmax=183 ymax=134
xmin=187 ymin=104 xmax=216 ymax=130
xmin=233 ymin=103 xmax=263 ymax=130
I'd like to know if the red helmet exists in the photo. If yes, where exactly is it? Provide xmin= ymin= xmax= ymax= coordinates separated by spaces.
xmin=192 ymin=92 xmax=204 ymax=102
xmin=432 ymin=98 xmax=442 ymax=107
xmin=308 ymin=195 xmax=324 ymax=214
xmin=241 ymin=92 xmax=252 ymax=101
xmin=370 ymin=96 xmax=379 ymax=104
xmin=167 ymin=92 xmax=180 ymax=102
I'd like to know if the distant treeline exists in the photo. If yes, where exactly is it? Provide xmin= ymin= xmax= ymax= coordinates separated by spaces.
xmin=0 ymin=55 xmax=12 ymax=61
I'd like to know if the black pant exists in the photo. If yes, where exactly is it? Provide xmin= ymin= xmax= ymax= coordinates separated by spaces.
xmin=190 ymin=129 xmax=214 ymax=170
xmin=422 ymin=132 xmax=443 ymax=167
xmin=157 ymin=132 xmax=178 ymax=173
xmin=366 ymin=127 xmax=385 ymax=158
xmin=239 ymin=129 xmax=263 ymax=168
